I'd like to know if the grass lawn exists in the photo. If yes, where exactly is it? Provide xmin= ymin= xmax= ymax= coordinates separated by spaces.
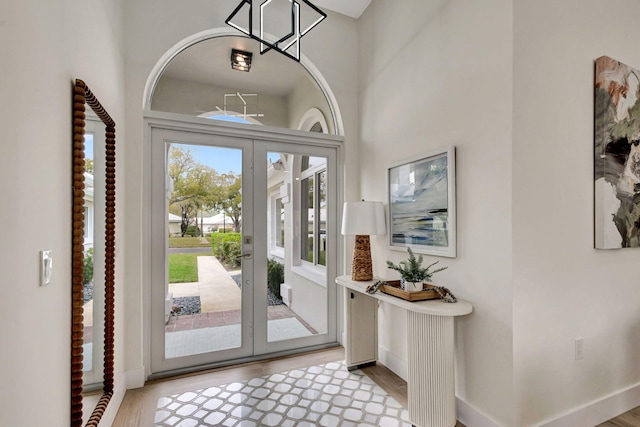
xmin=169 ymin=236 xmax=211 ymax=248
xmin=168 ymin=253 xmax=210 ymax=283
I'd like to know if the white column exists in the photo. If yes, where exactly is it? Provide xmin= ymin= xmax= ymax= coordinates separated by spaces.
xmin=407 ymin=311 xmax=456 ymax=427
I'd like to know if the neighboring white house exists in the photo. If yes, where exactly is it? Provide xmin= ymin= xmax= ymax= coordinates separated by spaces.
xmin=168 ymin=212 xmax=236 ymax=236
xmin=168 ymin=213 xmax=182 ymax=236
xmin=205 ymin=212 xmax=236 ymax=232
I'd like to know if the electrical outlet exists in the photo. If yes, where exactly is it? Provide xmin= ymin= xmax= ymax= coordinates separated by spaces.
xmin=575 ymin=338 xmax=584 ymax=360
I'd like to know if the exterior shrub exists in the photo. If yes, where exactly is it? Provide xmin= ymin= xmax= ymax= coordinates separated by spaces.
xmin=211 ymin=232 xmax=242 ymax=267
xmin=83 ymin=248 xmax=94 ymax=285
xmin=222 ymin=240 xmax=241 ymax=268
xmin=185 ymin=225 xmax=200 ymax=237
xmin=267 ymin=258 xmax=284 ymax=297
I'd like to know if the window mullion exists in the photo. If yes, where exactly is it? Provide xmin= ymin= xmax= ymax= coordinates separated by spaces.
xmin=314 ymin=173 xmax=319 ymax=265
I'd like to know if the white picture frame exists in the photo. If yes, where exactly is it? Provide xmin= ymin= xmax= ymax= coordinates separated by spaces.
xmin=387 ymin=146 xmax=456 ymax=257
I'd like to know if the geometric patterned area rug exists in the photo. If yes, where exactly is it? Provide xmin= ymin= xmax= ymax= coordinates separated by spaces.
xmin=154 ymin=360 xmax=411 ymax=426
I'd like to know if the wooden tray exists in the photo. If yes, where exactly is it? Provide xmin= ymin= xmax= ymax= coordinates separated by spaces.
xmin=379 ymin=280 xmax=440 ymax=302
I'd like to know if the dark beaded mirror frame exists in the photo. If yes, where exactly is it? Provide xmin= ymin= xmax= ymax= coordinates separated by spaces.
xmin=71 ymin=79 xmax=116 ymax=427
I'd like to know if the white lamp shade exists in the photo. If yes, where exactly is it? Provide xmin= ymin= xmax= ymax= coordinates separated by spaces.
xmin=341 ymin=201 xmax=387 ymax=236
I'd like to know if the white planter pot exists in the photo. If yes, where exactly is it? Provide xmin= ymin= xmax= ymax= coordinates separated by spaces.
xmin=402 ymin=280 xmax=424 ymax=293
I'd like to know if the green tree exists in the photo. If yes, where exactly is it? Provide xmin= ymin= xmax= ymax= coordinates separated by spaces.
xmin=212 ymin=173 xmax=242 ymax=232
xmin=168 ymin=145 xmax=243 ymax=234
xmin=168 ymin=146 xmax=218 ymax=236
xmin=85 ymin=158 xmax=94 ymax=174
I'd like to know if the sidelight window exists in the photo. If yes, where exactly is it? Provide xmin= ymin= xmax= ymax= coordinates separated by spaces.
xmin=300 ymin=156 xmax=327 ymax=267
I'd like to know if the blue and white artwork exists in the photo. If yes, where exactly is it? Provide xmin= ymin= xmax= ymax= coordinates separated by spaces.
xmin=388 ymin=147 xmax=456 ymax=257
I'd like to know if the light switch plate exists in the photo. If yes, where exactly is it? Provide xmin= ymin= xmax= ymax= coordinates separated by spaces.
xmin=40 ymin=250 xmax=53 ymax=286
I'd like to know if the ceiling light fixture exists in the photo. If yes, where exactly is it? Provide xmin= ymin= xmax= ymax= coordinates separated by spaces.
xmin=226 ymin=0 xmax=327 ymax=62
xmin=231 ymin=49 xmax=253 ymax=71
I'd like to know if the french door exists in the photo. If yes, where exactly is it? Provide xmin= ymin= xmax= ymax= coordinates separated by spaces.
xmin=149 ymin=125 xmax=339 ymax=375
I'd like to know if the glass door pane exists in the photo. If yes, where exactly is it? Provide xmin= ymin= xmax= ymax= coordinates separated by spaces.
xmin=151 ymin=128 xmax=254 ymax=374
xmin=256 ymin=146 xmax=337 ymax=353
xmin=164 ymin=143 xmax=244 ymax=358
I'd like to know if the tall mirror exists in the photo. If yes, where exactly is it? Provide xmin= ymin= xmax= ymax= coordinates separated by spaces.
xmin=82 ymin=110 xmax=106 ymax=398
xmin=72 ymin=79 xmax=116 ymax=427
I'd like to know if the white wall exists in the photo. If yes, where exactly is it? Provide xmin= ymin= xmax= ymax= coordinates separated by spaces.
xmin=513 ymin=1 xmax=640 ymax=425
xmin=0 ymin=1 xmax=126 ymax=426
xmin=358 ymin=0 xmax=514 ymax=425
xmin=359 ymin=1 xmax=640 ymax=425
xmin=287 ymin=75 xmax=335 ymax=134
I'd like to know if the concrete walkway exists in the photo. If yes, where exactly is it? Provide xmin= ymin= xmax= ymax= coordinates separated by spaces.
xmin=164 ymin=256 xmax=318 ymax=354
xmin=168 ymin=256 xmax=241 ymax=312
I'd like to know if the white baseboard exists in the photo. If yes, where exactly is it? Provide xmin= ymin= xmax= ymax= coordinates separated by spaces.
xmin=454 ymin=382 xmax=640 ymax=427
xmin=378 ymin=346 xmax=408 ymax=382
xmin=535 ymin=381 xmax=640 ymax=427
xmin=126 ymin=366 xmax=146 ymax=389
xmin=457 ymin=397 xmax=502 ymax=427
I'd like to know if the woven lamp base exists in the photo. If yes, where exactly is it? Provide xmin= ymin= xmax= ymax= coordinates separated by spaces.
xmin=352 ymin=235 xmax=373 ymax=281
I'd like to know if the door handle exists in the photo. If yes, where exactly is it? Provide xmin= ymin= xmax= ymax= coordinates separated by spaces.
xmin=243 ymin=252 xmax=252 ymax=259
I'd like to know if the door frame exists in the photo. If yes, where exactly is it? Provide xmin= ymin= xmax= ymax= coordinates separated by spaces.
xmin=143 ymin=111 xmax=345 ymax=378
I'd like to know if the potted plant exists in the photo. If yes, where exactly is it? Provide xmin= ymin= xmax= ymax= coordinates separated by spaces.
xmin=386 ymin=248 xmax=447 ymax=292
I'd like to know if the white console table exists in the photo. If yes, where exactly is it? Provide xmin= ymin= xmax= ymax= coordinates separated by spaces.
xmin=336 ymin=275 xmax=472 ymax=427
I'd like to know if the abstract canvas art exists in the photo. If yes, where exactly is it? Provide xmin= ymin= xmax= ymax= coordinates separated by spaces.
xmin=595 ymin=56 xmax=640 ymax=249
xmin=387 ymin=147 xmax=456 ymax=257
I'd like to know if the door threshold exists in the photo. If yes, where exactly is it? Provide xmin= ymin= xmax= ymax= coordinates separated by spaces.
xmin=147 ymin=342 xmax=342 ymax=382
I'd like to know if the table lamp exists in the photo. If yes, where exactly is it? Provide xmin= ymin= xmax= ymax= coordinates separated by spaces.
xmin=341 ymin=201 xmax=387 ymax=281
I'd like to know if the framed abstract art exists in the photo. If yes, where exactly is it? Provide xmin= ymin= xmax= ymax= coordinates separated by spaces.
xmin=387 ymin=146 xmax=456 ymax=257
xmin=594 ymin=56 xmax=640 ymax=249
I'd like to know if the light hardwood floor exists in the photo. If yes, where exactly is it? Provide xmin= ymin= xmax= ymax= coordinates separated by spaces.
xmin=597 ymin=406 xmax=640 ymax=427
xmin=111 ymin=346 xmax=638 ymax=427
xmin=112 ymin=346 xmax=466 ymax=426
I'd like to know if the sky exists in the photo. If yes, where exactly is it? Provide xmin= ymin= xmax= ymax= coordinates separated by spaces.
xmin=182 ymin=144 xmax=281 ymax=175
xmin=85 ymin=134 xmax=94 ymax=159
xmin=188 ymin=144 xmax=242 ymax=174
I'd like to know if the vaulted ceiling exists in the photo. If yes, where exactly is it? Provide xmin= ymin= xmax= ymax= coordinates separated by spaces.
xmin=156 ymin=1 xmax=371 ymax=107
xmin=160 ymin=36 xmax=311 ymax=98
xmin=314 ymin=0 xmax=371 ymax=19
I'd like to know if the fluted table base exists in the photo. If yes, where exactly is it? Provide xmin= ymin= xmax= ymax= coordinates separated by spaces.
xmin=335 ymin=276 xmax=472 ymax=427
xmin=407 ymin=311 xmax=456 ymax=427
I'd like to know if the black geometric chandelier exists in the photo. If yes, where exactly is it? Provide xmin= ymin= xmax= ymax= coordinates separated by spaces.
xmin=226 ymin=0 xmax=327 ymax=62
